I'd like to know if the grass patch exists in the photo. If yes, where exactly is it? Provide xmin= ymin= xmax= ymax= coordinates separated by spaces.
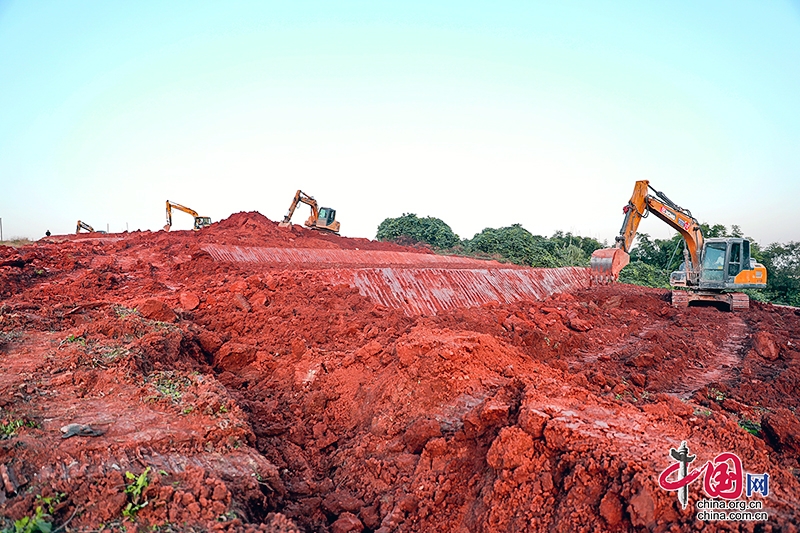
xmin=739 ymin=417 xmax=761 ymax=436
xmin=708 ymin=387 xmax=726 ymax=401
xmin=114 ymin=306 xmax=138 ymax=318
xmin=0 ymin=492 xmax=63 ymax=533
xmin=0 ymin=238 xmax=33 ymax=248
xmin=86 ymin=345 xmax=131 ymax=369
xmin=0 ymin=418 xmax=37 ymax=439
xmin=59 ymin=334 xmax=86 ymax=348
xmin=148 ymin=372 xmax=192 ymax=403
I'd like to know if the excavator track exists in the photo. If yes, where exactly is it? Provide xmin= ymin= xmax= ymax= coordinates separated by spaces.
xmin=731 ymin=292 xmax=750 ymax=310
xmin=672 ymin=290 xmax=749 ymax=311
xmin=671 ymin=290 xmax=689 ymax=308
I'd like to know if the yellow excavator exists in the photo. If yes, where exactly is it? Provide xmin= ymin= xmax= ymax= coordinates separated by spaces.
xmin=278 ymin=190 xmax=340 ymax=234
xmin=164 ymin=201 xmax=212 ymax=231
xmin=590 ymin=180 xmax=767 ymax=310
xmin=76 ymin=221 xmax=106 ymax=234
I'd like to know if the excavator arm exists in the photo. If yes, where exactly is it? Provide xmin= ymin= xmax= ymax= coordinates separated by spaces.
xmin=279 ymin=190 xmax=319 ymax=228
xmin=164 ymin=201 xmax=212 ymax=231
xmin=591 ymin=180 xmax=703 ymax=280
xmin=76 ymin=220 xmax=94 ymax=234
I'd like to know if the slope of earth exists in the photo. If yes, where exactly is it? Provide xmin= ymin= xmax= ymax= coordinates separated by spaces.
xmin=0 ymin=212 xmax=797 ymax=532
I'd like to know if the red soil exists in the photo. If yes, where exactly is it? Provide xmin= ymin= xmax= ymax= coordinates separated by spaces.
xmin=0 ymin=212 xmax=798 ymax=532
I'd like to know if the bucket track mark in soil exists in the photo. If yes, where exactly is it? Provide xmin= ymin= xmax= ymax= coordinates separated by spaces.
xmin=666 ymin=315 xmax=749 ymax=398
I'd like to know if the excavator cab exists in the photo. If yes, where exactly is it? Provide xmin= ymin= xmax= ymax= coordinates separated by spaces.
xmin=193 ymin=216 xmax=212 ymax=230
xmin=697 ymin=238 xmax=763 ymax=290
xmin=699 ymin=242 xmax=728 ymax=283
xmin=316 ymin=208 xmax=337 ymax=229
xmin=306 ymin=206 xmax=339 ymax=233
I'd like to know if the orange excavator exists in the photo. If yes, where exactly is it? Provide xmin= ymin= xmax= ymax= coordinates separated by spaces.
xmin=278 ymin=190 xmax=340 ymax=234
xmin=590 ymin=180 xmax=766 ymax=310
xmin=164 ymin=201 xmax=212 ymax=231
xmin=76 ymin=221 xmax=107 ymax=234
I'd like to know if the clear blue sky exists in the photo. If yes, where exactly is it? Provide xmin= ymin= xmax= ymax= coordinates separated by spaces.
xmin=1 ymin=1 xmax=799 ymax=244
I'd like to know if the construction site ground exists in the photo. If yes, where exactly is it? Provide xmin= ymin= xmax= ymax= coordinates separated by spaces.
xmin=0 ymin=212 xmax=798 ymax=532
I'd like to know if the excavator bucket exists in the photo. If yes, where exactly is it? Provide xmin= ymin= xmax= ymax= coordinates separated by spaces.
xmin=590 ymin=248 xmax=630 ymax=281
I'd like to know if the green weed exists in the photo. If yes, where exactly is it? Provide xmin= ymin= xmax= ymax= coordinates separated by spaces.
xmin=150 ymin=373 xmax=190 ymax=403
xmin=2 ymin=493 xmax=63 ymax=533
xmin=122 ymin=467 xmax=151 ymax=520
xmin=59 ymin=334 xmax=85 ymax=347
xmin=708 ymin=387 xmax=725 ymax=401
xmin=88 ymin=345 xmax=130 ymax=368
xmin=739 ymin=417 xmax=761 ymax=436
xmin=6 ymin=506 xmax=51 ymax=533
xmin=0 ymin=419 xmax=37 ymax=439
xmin=36 ymin=493 xmax=65 ymax=514
xmin=114 ymin=306 xmax=138 ymax=318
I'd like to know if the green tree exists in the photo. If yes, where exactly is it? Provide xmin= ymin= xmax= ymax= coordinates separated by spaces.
xmin=619 ymin=261 xmax=671 ymax=288
xmin=629 ymin=233 xmax=682 ymax=271
xmin=376 ymin=213 xmax=460 ymax=249
xmin=759 ymin=241 xmax=800 ymax=306
xmin=467 ymin=224 xmax=561 ymax=267
xmin=548 ymin=231 xmax=605 ymax=262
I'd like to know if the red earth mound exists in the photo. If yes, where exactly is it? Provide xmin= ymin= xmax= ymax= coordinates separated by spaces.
xmin=0 ymin=212 xmax=798 ymax=532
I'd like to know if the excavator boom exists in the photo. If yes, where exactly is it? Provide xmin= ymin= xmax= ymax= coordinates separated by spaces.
xmin=590 ymin=180 xmax=702 ymax=280
xmin=76 ymin=220 xmax=107 ymax=234
xmin=76 ymin=220 xmax=94 ymax=234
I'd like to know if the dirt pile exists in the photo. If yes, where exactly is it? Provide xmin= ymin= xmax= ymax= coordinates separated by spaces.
xmin=0 ymin=212 xmax=798 ymax=532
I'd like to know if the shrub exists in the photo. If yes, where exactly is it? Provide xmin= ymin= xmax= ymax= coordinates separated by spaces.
xmin=376 ymin=214 xmax=460 ymax=249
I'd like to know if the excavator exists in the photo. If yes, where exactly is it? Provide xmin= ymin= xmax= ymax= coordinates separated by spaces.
xmin=76 ymin=221 xmax=106 ymax=234
xmin=278 ymin=190 xmax=340 ymax=234
xmin=590 ymin=180 xmax=767 ymax=311
xmin=164 ymin=201 xmax=212 ymax=231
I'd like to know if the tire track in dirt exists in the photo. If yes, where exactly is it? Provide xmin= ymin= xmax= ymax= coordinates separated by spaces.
xmin=666 ymin=314 xmax=749 ymax=398
xmin=571 ymin=311 xmax=750 ymax=399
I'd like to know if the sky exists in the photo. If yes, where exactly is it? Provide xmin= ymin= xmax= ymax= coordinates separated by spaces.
xmin=1 ymin=1 xmax=799 ymax=244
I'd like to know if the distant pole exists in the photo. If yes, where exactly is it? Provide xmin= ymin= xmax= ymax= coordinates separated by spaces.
xmin=0 ymin=217 xmax=3 ymax=241
xmin=107 ymin=223 xmax=109 ymax=233
xmin=126 ymin=222 xmax=129 ymax=232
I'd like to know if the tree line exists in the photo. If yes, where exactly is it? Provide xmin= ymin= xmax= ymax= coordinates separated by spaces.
xmin=376 ymin=214 xmax=799 ymax=306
